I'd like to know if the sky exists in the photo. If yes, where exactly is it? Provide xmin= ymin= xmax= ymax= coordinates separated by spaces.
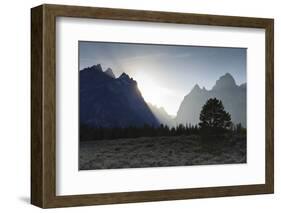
xmin=79 ymin=41 xmax=246 ymax=116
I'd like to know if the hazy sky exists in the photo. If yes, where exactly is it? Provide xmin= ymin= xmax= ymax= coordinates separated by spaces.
xmin=79 ymin=41 xmax=246 ymax=116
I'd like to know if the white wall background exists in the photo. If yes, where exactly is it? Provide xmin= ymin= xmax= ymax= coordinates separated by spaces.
xmin=0 ymin=0 xmax=279 ymax=212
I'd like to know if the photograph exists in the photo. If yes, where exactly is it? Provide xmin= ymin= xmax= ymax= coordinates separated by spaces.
xmin=78 ymin=41 xmax=247 ymax=170
xmin=30 ymin=4 xmax=274 ymax=208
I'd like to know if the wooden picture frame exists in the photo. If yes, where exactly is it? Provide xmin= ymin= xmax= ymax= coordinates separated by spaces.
xmin=31 ymin=4 xmax=274 ymax=208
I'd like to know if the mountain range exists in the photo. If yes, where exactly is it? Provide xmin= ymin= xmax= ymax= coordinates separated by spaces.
xmin=80 ymin=64 xmax=246 ymax=128
xmin=79 ymin=64 xmax=159 ymax=128
xmin=176 ymin=73 xmax=246 ymax=127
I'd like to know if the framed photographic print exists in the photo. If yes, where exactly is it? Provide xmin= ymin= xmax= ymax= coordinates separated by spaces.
xmin=31 ymin=4 xmax=274 ymax=208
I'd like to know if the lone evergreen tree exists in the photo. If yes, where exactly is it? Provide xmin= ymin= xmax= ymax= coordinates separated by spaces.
xmin=199 ymin=98 xmax=232 ymax=137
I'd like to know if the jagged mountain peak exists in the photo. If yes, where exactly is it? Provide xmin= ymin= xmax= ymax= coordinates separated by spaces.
xmin=119 ymin=72 xmax=130 ymax=79
xmin=192 ymin=84 xmax=200 ymax=91
xmin=80 ymin=64 xmax=103 ymax=73
xmin=90 ymin=63 xmax=103 ymax=72
xmin=176 ymin=73 xmax=246 ymax=127
xmin=189 ymin=84 xmax=202 ymax=94
xmin=80 ymin=66 xmax=159 ymax=128
xmin=118 ymin=72 xmax=136 ymax=85
xmin=212 ymin=73 xmax=236 ymax=90
xmin=104 ymin=68 xmax=115 ymax=78
xmin=193 ymin=84 xmax=201 ymax=90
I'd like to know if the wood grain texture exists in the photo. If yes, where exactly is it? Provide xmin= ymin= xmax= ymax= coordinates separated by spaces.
xmin=265 ymin=20 xmax=274 ymax=193
xmin=31 ymin=4 xmax=274 ymax=208
xmin=31 ymin=5 xmax=43 ymax=207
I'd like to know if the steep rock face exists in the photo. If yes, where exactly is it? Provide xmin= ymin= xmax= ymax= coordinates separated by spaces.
xmin=176 ymin=73 xmax=246 ymax=127
xmin=79 ymin=64 xmax=159 ymax=128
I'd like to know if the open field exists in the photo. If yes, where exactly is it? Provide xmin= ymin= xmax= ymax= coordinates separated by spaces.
xmin=79 ymin=135 xmax=246 ymax=170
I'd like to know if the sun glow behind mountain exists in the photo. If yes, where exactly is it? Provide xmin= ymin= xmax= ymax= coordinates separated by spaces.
xmin=79 ymin=41 xmax=247 ymax=117
xmin=133 ymin=71 xmax=183 ymax=116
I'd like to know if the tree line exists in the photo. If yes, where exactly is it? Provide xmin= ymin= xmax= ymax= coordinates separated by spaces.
xmin=80 ymin=98 xmax=246 ymax=141
xmin=80 ymin=123 xmax=200 ymax=141
xmin=80 ymin=122 xmax=245 ymax=141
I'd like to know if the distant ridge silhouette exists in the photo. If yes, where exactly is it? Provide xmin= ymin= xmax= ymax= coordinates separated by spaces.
xmin=80 ymin=65 xmax=246 ymax=128
xmin=176 ymin=73 xmax=246 ymax=127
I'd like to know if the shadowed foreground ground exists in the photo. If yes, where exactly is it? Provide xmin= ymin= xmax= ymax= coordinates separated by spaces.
xmin=79 ymin=135 xmax=246 ymax=170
